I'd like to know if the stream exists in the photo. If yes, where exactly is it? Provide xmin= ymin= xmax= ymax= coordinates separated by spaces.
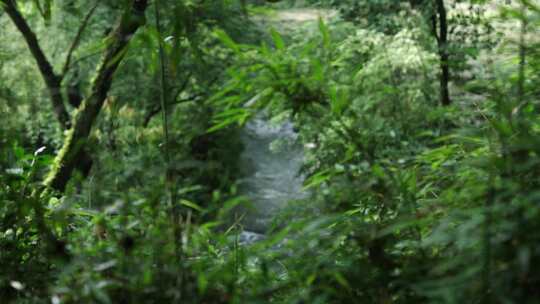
xmin=235 ymin=8 xmax=335 ymax=243
xmin=237 ymin=114 xmax=307 ymax=240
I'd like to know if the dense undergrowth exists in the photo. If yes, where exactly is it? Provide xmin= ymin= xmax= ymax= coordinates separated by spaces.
xmin=1 ymin=0 xmax=540 ymax=303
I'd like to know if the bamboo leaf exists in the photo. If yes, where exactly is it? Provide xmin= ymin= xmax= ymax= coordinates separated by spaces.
xmin=270 ymin=28 xmax=285 ymax=51
xmin=180 ymin=199 xmax=203 ymax=212
xmin=214 ymin=29 xmax=240 ymax=54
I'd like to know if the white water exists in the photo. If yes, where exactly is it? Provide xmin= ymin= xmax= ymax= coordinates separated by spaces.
xmin=237 ymin=114 xmax=307 ymax=234
xmin=235 ymin=8 xmax=335 ymax=242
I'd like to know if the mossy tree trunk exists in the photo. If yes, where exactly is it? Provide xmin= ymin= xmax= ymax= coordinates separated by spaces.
xmin=2 ymin=0 xmax=103 ymax=179
xmin=44 ymin=0 xmax=149 ymax=192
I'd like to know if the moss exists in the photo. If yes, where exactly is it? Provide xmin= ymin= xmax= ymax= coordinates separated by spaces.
xmin=43 ymin=2 xmax=148 ymax=193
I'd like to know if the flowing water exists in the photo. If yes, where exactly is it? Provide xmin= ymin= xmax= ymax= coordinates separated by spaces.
xmin=235 ymin=8 xmax=335 ymax=242
xmin=237 ymin=114 xmax=307 ymax=235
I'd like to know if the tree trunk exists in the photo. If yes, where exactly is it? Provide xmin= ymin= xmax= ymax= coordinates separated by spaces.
xmin=44 ymin=0 xmax=148 ymax=192
xmin=3 ymin=0 xmax=106 ymax=182
xmin=436 ymin=0 xmax=451 ymax=106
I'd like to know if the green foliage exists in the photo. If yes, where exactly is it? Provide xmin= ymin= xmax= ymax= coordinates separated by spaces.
xmin=0 ymin=144 xmax=57 ymax=302
xmin=207 ymin=2 xmax=540 ymax=303
xmin=2 ymin=1 xmax=540 ymax=303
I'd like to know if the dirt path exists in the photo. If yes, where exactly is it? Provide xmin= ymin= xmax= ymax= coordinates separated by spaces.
xmin=272 ymin=8 xmax=337 ymax=23
xmin=253 ymin=7 xmax=337 ymax=31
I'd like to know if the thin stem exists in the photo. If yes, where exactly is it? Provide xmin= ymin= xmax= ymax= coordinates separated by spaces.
xmin=482 ymin=175 xmax=495 ymax=304
xmin=61 ymin=0 xmax=101 ymax=79
xmin=154 ymin=0 xmax=183 ymax=300
xmin=517 ymin=2 xmax=527 ymax=110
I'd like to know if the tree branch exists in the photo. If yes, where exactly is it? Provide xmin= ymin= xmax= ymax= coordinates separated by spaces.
xmin=69 ymin=50 xmax=102 ymax=67
xmin=2 ymin=0 xmax=70 ymax=128
xmin=430 ymin=13 xmax=440 ymax=44
xmin=44 ymin=0 xmax=149 ymax=192
xmin=61 ymin=0 xmax=101 ymax=79
xmin=142 ymin=72 xmax=220 ymax=127
xmin=143 ymin=94 xmax=203 ymax=127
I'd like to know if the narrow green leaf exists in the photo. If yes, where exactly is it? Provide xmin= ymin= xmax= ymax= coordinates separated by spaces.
xmin=270 ymin=28 xmax=285 ymax=51
xmin=180 ymin=199 xmax=203 ymax=212
xmin=214 ymin=29 xmax=240 ymax=54
xmin=318 ymin=18 xmax=330 ymax=49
